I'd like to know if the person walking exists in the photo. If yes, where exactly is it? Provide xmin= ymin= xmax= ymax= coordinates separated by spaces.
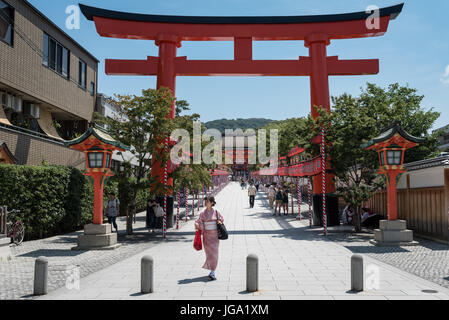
xmin=195 ymin=197 xmax=224 ymax=281
xmin=267 ymin=184 xmax=276 ymax=209
xmin=105 ymin=192 xmax=120 ymax=232
xmin=274 ymin=187 xmax=283 ymax=216
xmin=146 ymin=198 xmax=158 ymax=233
xmin=248 ymin=183 xmax=257 ymax=208
xmin=282 ymin=188 xmax=289 ymax=215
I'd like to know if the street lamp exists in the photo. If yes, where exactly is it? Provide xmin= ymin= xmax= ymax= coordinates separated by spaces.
xmin=66 ymin=123 xmax=130 ymax=250
xmin=363 ymin=123 xmax=424 ymax=246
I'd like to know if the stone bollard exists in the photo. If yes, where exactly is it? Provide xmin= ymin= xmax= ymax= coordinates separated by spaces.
xmin=246 ymin=254 xmax=259 ymax=292
xmin=351 ymin=254 xmax=364 ymax=292
xmin=34 ymin=257 xmax=48 ymax=296
xmin=141 ymin=256 xmax=154 ymax=294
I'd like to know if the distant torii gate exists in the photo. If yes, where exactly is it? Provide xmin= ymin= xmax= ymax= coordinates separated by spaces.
xmin=80 ymin=3 xmax=403 ymax=219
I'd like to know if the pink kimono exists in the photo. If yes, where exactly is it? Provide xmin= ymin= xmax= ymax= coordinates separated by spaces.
xmin=195 ymin=208 xmax=224 ymax=271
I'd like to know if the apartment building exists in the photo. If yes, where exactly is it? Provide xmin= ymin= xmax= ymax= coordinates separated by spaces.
xmin=0 ymin=0 xmax=98 ymax=168
xmin=435 ymin=124 xmax=449 ymax=151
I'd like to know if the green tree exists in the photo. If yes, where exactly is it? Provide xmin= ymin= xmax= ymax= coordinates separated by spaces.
xmin=261 ymin=118 xmax=309 ymax=157
xmin=98 ymin=87 xmax=176 ymax=235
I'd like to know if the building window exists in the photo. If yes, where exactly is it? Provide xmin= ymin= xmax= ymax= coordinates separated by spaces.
xmin=90 ymin=82 xmax=95 ymax=96
xmin=78 ymin=59 xmax=86 ymax=89
xmin=0 ymin=0 xmax=14 ymax=46
xmin=43 ymin=33 xmax=70 ymax=78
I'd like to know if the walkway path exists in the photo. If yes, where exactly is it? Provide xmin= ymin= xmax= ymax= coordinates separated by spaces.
xmin=39 ymin=182 xmax=449 ymax=300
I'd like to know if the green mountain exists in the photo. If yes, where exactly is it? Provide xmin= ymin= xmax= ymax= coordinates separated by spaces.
xmin=204 ymin=118 xmax=275 ymax=134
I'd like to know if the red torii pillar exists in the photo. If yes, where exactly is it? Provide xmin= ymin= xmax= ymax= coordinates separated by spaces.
xmin=305 ymin=33 xmax=335 ymax=200
xmin=151 ymin=35 xmax=181 ymax=197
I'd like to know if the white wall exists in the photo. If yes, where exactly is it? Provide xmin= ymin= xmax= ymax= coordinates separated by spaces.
xmin=397 ymin=166 xmax=447 ymax=189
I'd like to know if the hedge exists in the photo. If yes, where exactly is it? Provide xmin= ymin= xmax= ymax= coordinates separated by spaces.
xmin=0 ymin=165 xmax=149 ymax=240
xmin=0 ymin=165 xmax=91 ymax=240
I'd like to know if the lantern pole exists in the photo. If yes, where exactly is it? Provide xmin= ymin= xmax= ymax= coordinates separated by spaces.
xmin=386 ymin=171 xmax=400 ymax=221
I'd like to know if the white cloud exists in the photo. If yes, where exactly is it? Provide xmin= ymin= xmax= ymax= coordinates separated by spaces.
xmin=442 ymin=65 xmax=449 ymax=84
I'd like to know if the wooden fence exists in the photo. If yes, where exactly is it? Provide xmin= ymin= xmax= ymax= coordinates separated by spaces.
xmin=366 ymin=186 xmax=449 ymax=241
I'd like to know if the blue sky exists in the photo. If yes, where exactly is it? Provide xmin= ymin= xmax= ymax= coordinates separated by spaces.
xmin=29 ymin=0 xmax=449 ymax=129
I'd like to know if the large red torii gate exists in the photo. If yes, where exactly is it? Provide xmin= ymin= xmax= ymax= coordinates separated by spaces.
xmin=80 ymin=3 xmax=403 ymax=221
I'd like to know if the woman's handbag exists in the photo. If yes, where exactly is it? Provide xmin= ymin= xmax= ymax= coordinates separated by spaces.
xmin=193 ymin=230 xmax=203 ymax=251
xmin=216 ymin=211 xmax=228 ymax=240
xmin=217 ymin=221 xmax=228 ymax=240
xmin=155 ymin=205 xmax=165 ymax=218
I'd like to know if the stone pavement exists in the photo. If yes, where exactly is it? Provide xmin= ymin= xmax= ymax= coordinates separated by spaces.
xmin=39 ymin=182 xmax=449 ymax=300
xmin=0 ymin=191 xmax=209 ymax=300
xmin=326 ymin=231 xmax=449 ymax=290
xmin=263 ymin=185 xmax=449 ymax=291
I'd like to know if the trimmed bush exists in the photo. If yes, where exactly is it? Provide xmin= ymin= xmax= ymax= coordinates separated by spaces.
xmin=0 ymin=164 xmax=152 ymax=240
xmin=0 ymin=165 xmax=97 ymax=240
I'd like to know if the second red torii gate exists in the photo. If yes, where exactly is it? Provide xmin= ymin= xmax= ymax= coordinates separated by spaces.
xmin=80 ymin=3 xmax=403 ymax=218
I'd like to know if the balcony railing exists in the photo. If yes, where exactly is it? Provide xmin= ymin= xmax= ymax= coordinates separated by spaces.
xmin=0 ymin=122 xmax=64 ymax=145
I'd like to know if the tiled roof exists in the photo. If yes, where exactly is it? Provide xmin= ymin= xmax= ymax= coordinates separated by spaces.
xmin=0 ymin=140 xmax=18 ymax=163
xmin=404 ymin=155 xmax=449 ymax=171
xmin=65 ymin=124 xmax=130 ymax=151
xmin=363 ymin=123 xmax=425 ymax=149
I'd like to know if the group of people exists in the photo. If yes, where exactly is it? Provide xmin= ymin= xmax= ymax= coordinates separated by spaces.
xmin=104 ymin=192 xmax=165 ymax=234
xmin=240 ymin=178 xmax=260 ymax=191
xmin=267 ymin=183 xmax=290 ymax=216
xmin=146 ymin=197 xmax=164 ymax=233
xmin=342 ymin=204 xmax=382 ymax=228
xmin=243 ymin=180 xmax=292 ymax=215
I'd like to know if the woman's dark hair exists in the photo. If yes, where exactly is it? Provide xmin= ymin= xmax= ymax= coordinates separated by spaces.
xmin=205 ymin=196 xmax=216 ymax=206
xmin=110 ymin=192 xmax=116 ymax=196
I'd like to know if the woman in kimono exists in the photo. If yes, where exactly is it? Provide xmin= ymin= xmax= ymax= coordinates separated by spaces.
xmin=195 ymin=196 xmax=224 ymax=281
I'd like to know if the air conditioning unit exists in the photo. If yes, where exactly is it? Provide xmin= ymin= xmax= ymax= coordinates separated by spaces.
xmin=3 ymin=93 xmax=13 ymax=110
xmin=34 ymin=104 xmax=40 ymax=119
xmin=12 ymin=96 xmax=23 ymax=113
xmin=23 ymin=103 xmax=40 ymax=119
